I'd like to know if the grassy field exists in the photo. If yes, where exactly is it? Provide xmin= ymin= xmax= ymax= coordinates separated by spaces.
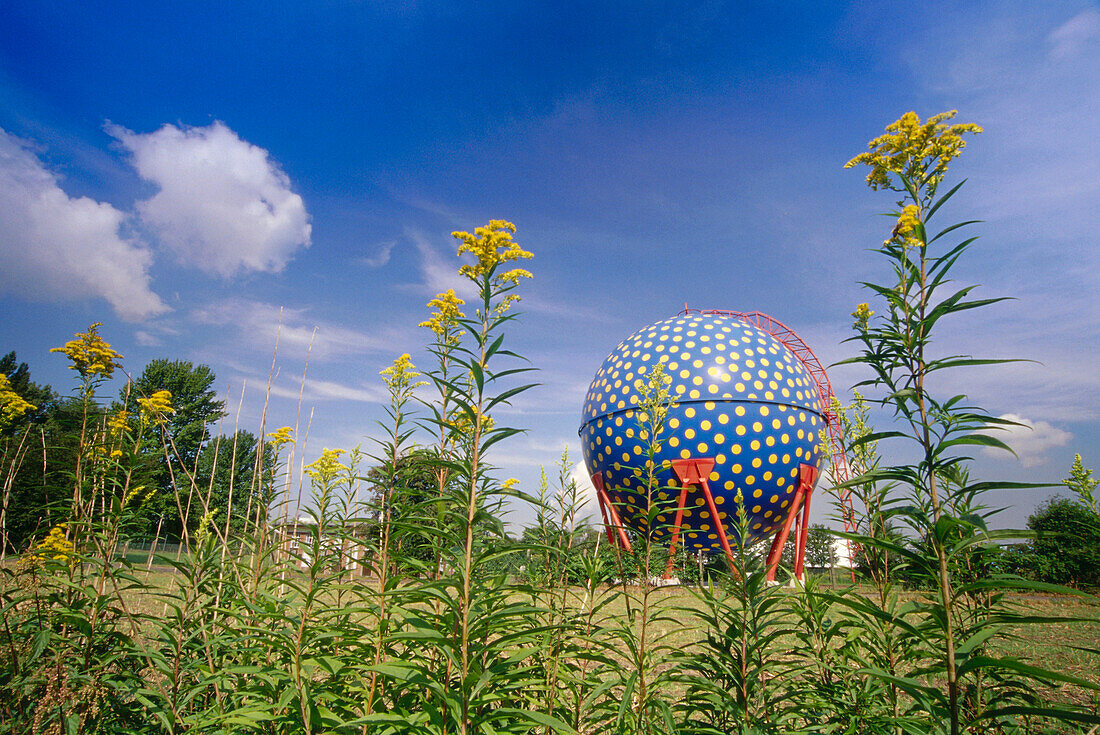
xmin=99 ymin=563 xmax=1100 ymax=710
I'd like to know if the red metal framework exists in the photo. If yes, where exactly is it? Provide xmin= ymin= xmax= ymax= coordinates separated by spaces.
xmin=681 ymin=308 xmax=859 ymax=567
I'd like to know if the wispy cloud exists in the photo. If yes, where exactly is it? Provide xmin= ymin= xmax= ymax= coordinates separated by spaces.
xmin=192 ymin=298 xmax=403 ymax=361
xmin=1048 ymin=8 xmax=1100 ymax=60
xmin=110 ymin=121 xmax=312 ymax=278
xmin=404 ymin=229 xmax=477 ymax=299
xmin=266 ymin=377 xmax=387 ymax=404
xmin=0 ymin=128 xmax=166 ymax=321
xmin=360 ymin=241 xmax=395 ymax=268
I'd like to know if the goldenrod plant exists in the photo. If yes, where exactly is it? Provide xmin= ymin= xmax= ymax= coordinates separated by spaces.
xmin=358 ymin=220 xmax=559 ymax=734
xmin=843 ymin=111 xmax=1100 ymax=733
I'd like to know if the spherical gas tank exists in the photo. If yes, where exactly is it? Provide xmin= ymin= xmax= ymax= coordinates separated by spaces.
xmin=580 ymin=312 xmax=826 ymax=550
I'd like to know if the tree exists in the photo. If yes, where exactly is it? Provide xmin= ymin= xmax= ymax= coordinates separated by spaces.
xmin=804 ymin=524 xmax=838 ymax=570
xmin=121 ymin=359 xmax=226 ymax=538
xmin=0 ymin=351 xmax=56 ymax=433
xmin=364 ymin=447 xmax=443 ymax=573
xmin=1024 ymin=496 xmax=1100 ymax=587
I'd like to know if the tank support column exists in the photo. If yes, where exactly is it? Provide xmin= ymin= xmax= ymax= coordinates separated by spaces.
xmin=592 ymin=473 xmax=632 ymax=552
xmin=793 ymin=465 xmax=817 ymax=580
xmin=670 ymin=458 xmax=740 ymax=579
xmin=765 ymin=463 xmax=818 ymax=582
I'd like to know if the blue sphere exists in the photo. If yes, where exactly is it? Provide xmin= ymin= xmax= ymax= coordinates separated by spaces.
xmin=580 ymin=312 xmax=826 ymax=549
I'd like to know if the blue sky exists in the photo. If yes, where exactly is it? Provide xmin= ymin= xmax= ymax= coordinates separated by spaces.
xmin=1 ymin=1 xmax=1097 ymax=530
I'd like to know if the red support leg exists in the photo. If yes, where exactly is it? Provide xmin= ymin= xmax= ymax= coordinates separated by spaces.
xmin=593 ymin=474 xmax=616 ymax=546
xmin=765 ymin=486 xmax=805 ymax=582
xmin=671 ymin=459 xmax=740 ymax=579
xmin=592 ymin=473 xmax=632 ymax=553
xmin=793 ymin=465 xmax=817 ymax=581
xmin=766 ymin=463 xmax=818 ymax=582
xmin=663 ymin=480 xmax=692 ymax=579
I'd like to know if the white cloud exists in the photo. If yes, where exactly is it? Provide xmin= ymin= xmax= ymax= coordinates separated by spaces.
xmin=982 ymin=413 xmax=1073 ymax=467
xmin=568 ymin=461 xmax=599 ymax=518
xmin=0 ymin=129 xmax=167 ymax=321
xmin=110 ymin=121 xmax=311 ymax=277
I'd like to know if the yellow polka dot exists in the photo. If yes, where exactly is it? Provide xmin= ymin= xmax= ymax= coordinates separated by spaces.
xmin=700 ymin=419 xmax=712 ymax=430
xmin=735 ymin=406 xmax=746 ymax=416
xmin=750 ymin=440 xmax=761 ymax=451
xmin=718 ymin=414 xmax=729 ymax=424
xmin=724 ymin=480 xmax=735 ymax=490
xmin=668 ymin=437 xmax=679 ymax=447
xmin=692 ymin=375 xmax=703 ymax=386
xmin=697 ymin=443 xmax=709 ymax=453
xmin=689 ymin=390 xmax=700 ymax=398
xmin=685 ymin=407 xmax=696 ymax=418
xmin=732 ymin=463 xmax=742 ymax=473
xmin=752 ymin=457 xmax=762 ymax=468
xmin=760 ymin=406 xmax=769 ymax=416
xmin=714 ymin=433 xmax=725 ymax=444
xmin=736 ymin=425 xmax=746 ymax=436
xmin=669 ymin=418 xmax=679 ymax=429
xmin=680 ymin=449 xmax=691 ymax=459
xmin=753 ymin=488 xmax=762 ymax=498
xmin=684 ymin=428 xmax=696 ymax=440
xmin=745 ymin=475 xmax=755 ymax=485
xmin=705 ymin=401 xmax=716 ymax=411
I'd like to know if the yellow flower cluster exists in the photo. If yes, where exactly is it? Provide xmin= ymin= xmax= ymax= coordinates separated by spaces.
xmin=851 ymin=303 xmax=875 ymax=331
xmin=305 ymin=448 xmax=348 ymax=485
xmin=32 ymin=523 xmax=74 ymax=562
xmin=266 ymin=426 xmax=295 ymax=447
xmin=380 ymin=353 xmax=427 ymax=395
xmin=501 ymin=478 xmax=519 ymax=490
xmin=0 ymin=372 xmax=36 ymax=428
xmin=50 ymin=323 xmax=123 ymax=381
xmin=845 ymin=110 xmax=982 ymax=195
xmin=453 ymin=220 xmax=533 ymax=284
xmin=893 ymin=204 xmax=922 ymax=238
xmin=418 ymin=289 xmax=466 ymax=336
xmin=107 ymin=410 xmax=130 ymax=437
xmin=138 ymin=390 xmax=174 ymax=424
xmin=451 ymin=407 xmax=494 ymax=436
